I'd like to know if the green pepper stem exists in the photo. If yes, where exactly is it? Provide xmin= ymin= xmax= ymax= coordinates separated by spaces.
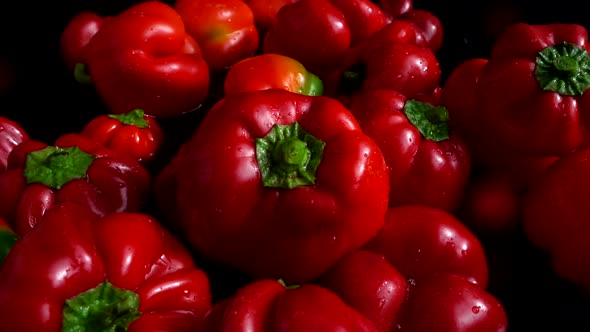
xmin=535 ymin=41 xmax=590 ymax=96
xmin=23 ymin=146 xmax=95 ymax=189
xmin=403 ymin=100 xmax=450 ymax=142
xmin=256 ymin=122 xmax=325 ymax=189
xmin=108 ymin=109 xmax=150 ymax=128
xmin=62 ymin=281 xmax=141 ymax=332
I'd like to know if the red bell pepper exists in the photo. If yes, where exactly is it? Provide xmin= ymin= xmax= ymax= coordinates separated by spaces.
xmin=262 ymin=0 xmax=352 ymax=76
xmin=223 ymin=53 xmax=323 ymax=96
xmin=329 ymin=22 xmax=441 ymax=102
xmin=80 ymin=109 xmax=164 ymax=163
xmin=0 ymin=217 xmax=17 ymax=267
xmin=201 ymin=278 xmax=377 ymax=331
xmin=441 ymin=57 xmax=560 ymax=188
xmin=243 ymin=0 xmax=298 ymax=33
xmin=79 ymin=1 xmax=210 ymax=118
xmin=318 ymin=249 xmax=408 ymax=332
xmin=364 ymin=205 xmax=489 ymax=288
xmin=0 ymin=202 xmax=212 ymax=331
xmin=174 ymin=0 xmax=260 ymax=72
xmin=522 ymin=147 xmax=590 ymax=291
xmin=167 ymin=89 xmax=390 ymax=284
xmin=0 ymin=116 xmax=29 ymax=173
xmin=349 ymin=88 xmax=471 ymax=212
xmin=377 ymin=0 xmax=413 ymax=18
xmin=397 ymin=9 xmax=444 ymax=51
xmin=59 ymin=11 xmax=109 ymax=83
xmin=0 ymin=133 xmax=151 ymax=237
xmin=394 ymin=272 xmax=508 ymax=332
xmin=327 ymin=0 xmax=390 ymax=46
xmin=475 ymin=22 xmax=590 ymax=156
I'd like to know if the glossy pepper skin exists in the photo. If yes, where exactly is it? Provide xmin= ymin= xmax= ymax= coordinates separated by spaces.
xmin=263 ymin=0 xmax=352 ymax=76
xmin=0 ymin=202 xmax=212 ymax=332
xmin=0 ymin=133 xmax=151 ymax=237
xmin=0 ymin=116 xmax=29 ymax=173
xmin=223 ymin=53 xmax=323 ymax=96
xmin=0 ymin=217 xmax=17 ymax=267
xmin=394 ymin=273 xmax=508 ymax=332
xmin=331 ymin=23 xmax=441 ymax=102
xmin=80 ymin=109 xmax=164 ymax=163
xmin=364 ymin=205 xmax=489 ymax=288
xmin=318 ymin=250 xmax=408 ymax=332
xmin=59 ymin=11 xmax=108 ymax=83
xmin=476 ymin=23 xmax=590 ymax=156
xmin=201 ymin=279 xmax=377 ymax=331
xmin=349 ymin=88 xmax=471 ymax=212
xmin=169 ymin=89 xmax=389 ymax=284
xmin=243 ymin=0 xmax=298 ymax=33
xmin=522 ymin=147 xmax=590 ymax=291
xmin=174 ymin=0 xmax=260 ymax=72
xmin=81 ymin=1 xmax=210 ymax=118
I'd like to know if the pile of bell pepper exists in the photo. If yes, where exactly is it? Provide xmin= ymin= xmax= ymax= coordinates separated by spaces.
xmin=2 ymin=0 xmax=590 ymax=330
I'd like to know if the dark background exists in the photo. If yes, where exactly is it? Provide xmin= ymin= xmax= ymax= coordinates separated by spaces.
xmin=2 ymin=0 xmax=590 ymax=331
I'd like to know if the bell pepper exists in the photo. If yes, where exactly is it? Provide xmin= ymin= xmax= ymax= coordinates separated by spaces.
xmin=317 ymin=249 xmax=408 ymax=332
xmin=349 ymin=88 xmax=471 ymax=212
xmin=364 ymin=205 xmax=489 ymax=288
xmin=0 ymin=202 xmax=212 ymax=331
xmin=223 ymin=53 xmax=323 ymax=96
xmin=397 ymin=9 xmax=444 ymax=51
xmin=262 ymin=0 xmax=352 ymax=76
xmin=394 ymin=272 xmax=508 ymax=332
xmin=174 ymin=0 xmax=260 ymax=72
xmin=59 ymin=11 xmax=109 ymax=83
xmin=377 ymin=0 xmax=413 ymax=18
xmin=200 ymin=278 xmax=377 ymax=331
xmin=0 ymin=217 xmax=17 ymax=267
xmin=80 ymin=109 xmax=164 ymax=163
xmin=243 ymin=0 xmax=298 ymax=33
xmin=168 ymin=89 xmax=390 ymax=284
xmin=0 ymin=133 xmax=151 ymax=237
xmin=442 ymin=57 xmax=560 ymax=188
xmin=475 ymin=22 xmax=590 ymax=156
xmin=0 ymin=116 xmax=29 ymax=173
xmin=262 ymin=0 xmax=389 ymax=76
xmin=79 ymin=1 xmax=210 ymax=118
xmin=328 ymin=21 xmax=442 ymax=103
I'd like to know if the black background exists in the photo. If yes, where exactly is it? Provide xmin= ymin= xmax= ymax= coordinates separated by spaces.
xmin=2 ymin=0 xmax=590 ymax=331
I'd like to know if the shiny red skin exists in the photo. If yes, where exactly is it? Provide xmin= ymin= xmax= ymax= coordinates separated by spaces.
xmin=0 ymin=202 xmax=212 ymax=332
xmin=59 ymin=11 xmax=108 ymax=75
xmin=378 ymin=0 xmax=413 ymax=18
xmin=80 ymin=113 xmax=164 ymax=163
xmin=262 ymin=0 xmax=352 ymax=76
xmin=0 ymin=116 xmax=29 ymax=173
xmin=328 ymin=0 xmax=390 ymax=46
xmin=350 ymin=89 xmax=471 ymax=212
xmin=394 ymin=273 xmax=508 ymax=332
xmin=83 ymin=1 xmax=210 ymax=118
xmin=172 ymin=89 xmax=390 ymax=284
xmin=244 ymin=0 xmax=299 ymax=33
xmin=0 ymin=134 xmax=151 ymax=237
xmin=442 ymin=57 xmax=559 ymax=188
xmin=175 ymin=0 xmax=260 ymax=72
xmin=202 ymin=279 xmax=377 ymax=331
xmin=223 ymin=53 xmax=320 ymax=96
xmin=318 ymin=250 xmax=408 ymax=332
xmin=364 ymin=205 xmax=489 ymax=288
xmin=475 ymin=23 xmax=590 ymax=156
xmin=398 ymin=9 xmax=444 ymax=51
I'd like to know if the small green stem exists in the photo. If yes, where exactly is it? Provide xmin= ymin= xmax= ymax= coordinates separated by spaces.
xmin=256 ymin=122 xmax=325 ymax=189
xmin=535 ymin=41 xmax=590 ymax=95
xmin=403 ymin=100 xmax=450 ymax=142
